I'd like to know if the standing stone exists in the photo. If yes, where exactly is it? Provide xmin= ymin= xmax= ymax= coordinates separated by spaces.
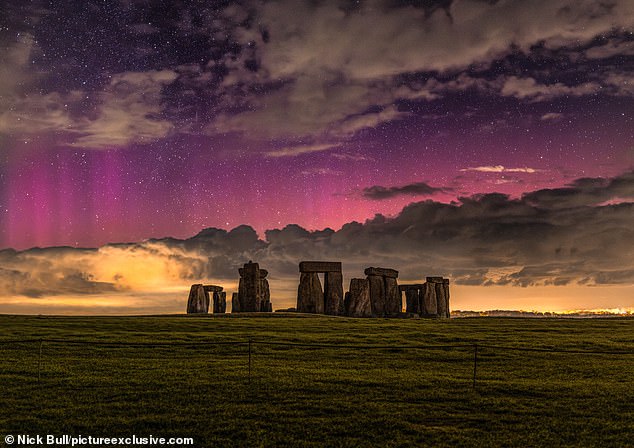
xmin=367 ymin=275 xmax=385 ymax=317
xmin=443 ymin=279 xmax=450 ymax=318
xmin=240 ymin=261 xmax=261 ymax=312
xmin=297 ymin=272 xmax=324 ymax=314
xmin=237 ymin=277 xmax=246 ymax=312
xmin=405 ymin=288 xmax=420 ymax=314
xmin=213 ymin=291 xmax=227 ymax=314
xmin=421 ymin=282 xmax=437 ymax=316
xmin=435 ymin=282 xmax=447 ymax=318
xmin=231 ymin=292 xmax=240 ymax=313
xmin=260 ymin=277 xmax=271 ymax=312
xmin=186 ymin=284 xmax=209 ymax=314
xmin=346 ymin=278 xmax=371 ymax=317
xmin=324 ymin=271 xmax=344 ymax=316
xmin=384 ymin=277 xmax=401 ymax=315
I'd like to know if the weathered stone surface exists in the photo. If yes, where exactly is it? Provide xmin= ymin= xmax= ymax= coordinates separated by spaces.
xmin=259 ymin=269 xmax=269 ymax=278
xmin=231 ymin=292 xmax=240 ymax=313
xmin=324 ymin=271 xmax=344 ymax=315
xmin=367 ymin=274 xmax=385 ymax=316
xmin=240 ymin=261 xmax=261 ymax=312
xmin=213 ymin=291 xmax=227 ymax=314
xmin=297 ymin=272 xmax=324 ymax=313
xmin=421 ymin=282 xmax=437 ymax=316
xmin=346 ymin=278 xmax=371 ymax=317
xmin=203 ymin=285 xmax=223 ymax=293
xmin=364 ymin=267 xmax=399 ymax=278
xmin=436 ymin=282 xmax=448 ymax=318
xmin=426 ymin=276 xmax=444 ymax=283
xmin=434 ymin=283 xmax=450 ymax=318
xmin=187 ymin=284 xmax=209 ymax=314
xmin=405 ymin=288 xmax=420 ymax=314
xmin=259 ymin=278 xmax=271 ymax=312
xmin=443 ymin=281 xmax=450 ymax=318
xmin=299 ymin=261 xmax=342 ymax=273
xmin=384 ymin=277 xmax=402 ymax=315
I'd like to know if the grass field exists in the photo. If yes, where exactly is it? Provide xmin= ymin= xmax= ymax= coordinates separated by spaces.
xmin=1 ymin=314 xmax=633 ymax=447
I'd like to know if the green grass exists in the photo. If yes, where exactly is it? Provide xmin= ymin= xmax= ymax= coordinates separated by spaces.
xmin=1 ymin=314 xmax=633 ymax=447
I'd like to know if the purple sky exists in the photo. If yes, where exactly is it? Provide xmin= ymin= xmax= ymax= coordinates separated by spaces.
xmin=1 ymin=0 xmax=633 ymax=313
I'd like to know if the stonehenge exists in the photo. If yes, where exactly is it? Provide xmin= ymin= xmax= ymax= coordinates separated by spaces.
xmin=398 ymin=277 xmax=450 ymax=318
xmin=297 ymin=261 xmax=344 ymax=315
xmin=186 ymin=259 xmax=449 ymax=318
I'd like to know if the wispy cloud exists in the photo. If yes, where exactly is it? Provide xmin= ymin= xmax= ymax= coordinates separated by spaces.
xmin=362 ymin=182 xmax=450 ymax=200
xmin=461 ymin=165 xmax=542 ymax=173
xmin=265 ymin=143 xmax=340 ymax=158
xmin=540 ymin=112 xmax=565 ymax=121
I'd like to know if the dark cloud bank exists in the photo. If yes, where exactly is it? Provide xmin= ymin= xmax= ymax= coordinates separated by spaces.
xmin=1 ymin=172 xmax=633 ymax=299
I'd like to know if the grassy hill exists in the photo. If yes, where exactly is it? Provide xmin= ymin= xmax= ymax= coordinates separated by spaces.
xmin=1 ymin=314 xmax=633 ymax=447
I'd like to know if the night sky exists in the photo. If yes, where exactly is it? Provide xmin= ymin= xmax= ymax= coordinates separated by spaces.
xmin=1 ymin=0 xmax=633 ymax=314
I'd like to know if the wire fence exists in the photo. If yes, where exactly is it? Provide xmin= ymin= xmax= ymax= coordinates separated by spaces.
xmin=1 ymin=338 xmax=633 ymax=392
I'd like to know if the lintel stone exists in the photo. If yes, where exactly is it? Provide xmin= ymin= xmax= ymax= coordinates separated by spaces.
xmin=364 ymin=267 xmax=399 ymax=278
xmin=399 ymin=284 xmax=424 ymax=291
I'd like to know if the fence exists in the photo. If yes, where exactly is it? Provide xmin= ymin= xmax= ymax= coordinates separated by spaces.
xmin=2 ymin=338 xmax=633 ymax=391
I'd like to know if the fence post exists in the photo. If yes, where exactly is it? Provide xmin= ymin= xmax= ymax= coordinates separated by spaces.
xmin=472 ymin=343 xmax=478 ymax=389
xmin=38 ymin=339 xmax=43 ymax=383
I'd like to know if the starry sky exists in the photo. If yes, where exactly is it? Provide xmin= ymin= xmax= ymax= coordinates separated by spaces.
xmin=1 ymin=0 xmax=633 ymax=314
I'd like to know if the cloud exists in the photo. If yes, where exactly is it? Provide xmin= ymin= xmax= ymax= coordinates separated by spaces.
xmin=0 ymin=69 xmax=178 ymax=148
xmin=206 ymin=0 xmax=634 ymax=139
xmin=500 ymin=76 xmax=601 ymax=102
xmin=3 ymin=1 xmax=634 ymax=147
xmin=71 ymin=70 xmax=179 ymax=148
xmin=265 ymin=143 xmax=340 ymax=158
xmin=522 ymin=171 xmax=634 ymax=208
xmin=585 ymin=39 xmax=634 ymax=59
xmin=540 ymin=112 xmax=565 ymax=121
xmin=460 ymin=165 xmax=541 ymax=173
xmin=362 ymin=182 xmax=450 ymax=200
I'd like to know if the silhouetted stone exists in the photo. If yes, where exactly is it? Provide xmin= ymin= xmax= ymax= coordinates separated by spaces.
xmin=213 ymin=291 xmax=227 ymax=313
xmin=260 ymin=277 xmax=271 ymax=312
xmin=405 ymin=288 xmax=420 ymax=314
xmin=384 ymin=277 xmax=401 ymax=315
xmin=203 ymin=285 xmax=223 ymax=293
xmin=297 ymin=272 xmax=324 ymax=313
xmin=364 ymin=267 xmax=399 ymax=278
xmin=421 ymin=282 xmax=437 ymax=316
xmin=324 ymin=271 xmax=344 ymax=315
xmin=239 ymin=261 xmax=262 ymax=312
xmin=231 ymin=292 xmax=240 ymax=313
xmin=367 ymin=275 xmax=385 ymax=316
xmin=435 ymin=282 xmax=448 ymax=318
xmin=443 ymin=279 xmax=450 ymax=318
xmin=187 ymin=284 xmax=209 ymax=314
xmin=346 ymin=278 xmax=371 ymax=317
xmin=299 ymin=261 xmax=342 ymax=273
